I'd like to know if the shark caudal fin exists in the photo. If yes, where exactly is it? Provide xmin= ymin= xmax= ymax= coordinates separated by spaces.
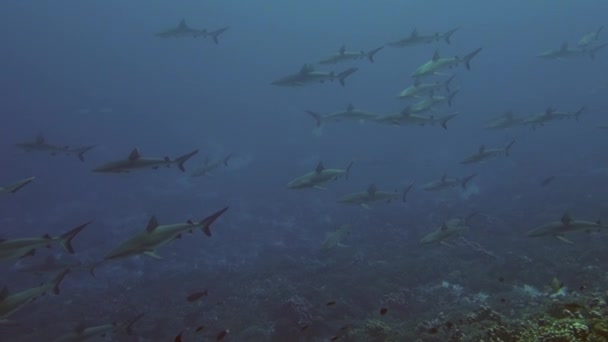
xmin=366 ymin=46 xmax=384 ymax=63
xmin=223 ymin=153 xmax=233 ymax=166
xmin=440 ymin=113 xmax=458 ymax=130
xmin=574 ymin=106 xmax=586 ymax=121
xmin=461 ymin=173 xmax=477 ymax=189
xmin=344 ymin=161 xmax=355 ymax=180
xmin=175 ymin=150 xmax=199 ymax=172
xmin=463 ymin=48 xmax=482 ymax=70
xmin=209 ymin=27 xmax=229 ymax=44
xmin=402 ymin=182 xmax=414 ymax=202
xmin=200 ymin=206 xmax=229 ymax=237
xmin=77 ymin=145 xmax=96 ymax=162
xmin=504 ymin=140 xmax=516 ymax=156
xmin=306 ymin=110 xmax=323 ymax=127
xmin=337 ymin=67 xmax=358 ymax=86
xmin=447 ymin=89 xmax=460 ymax=107
xmin=58 ymin=221 xmax=92 ymax=254
xmin=443 ymin=27 xmax=459 ymax=44
xmin=444 ymin=74 xmax=456 ymax=92
xmin=49 ymin=268 xmax=70 ymax=295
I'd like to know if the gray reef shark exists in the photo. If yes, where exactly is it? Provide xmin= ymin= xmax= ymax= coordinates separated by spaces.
xmin=0 ymin=177 xmax=35 ymax=195
xmin=337 ymin=183 xmax=414 ymax=209
xmin=398 ymin=75 xmax=455 ymax=99
xmin=287 ymin=161 xmax=353 ymax=190
xmin=16 ymin=134 xmax=95 ymax=162
xmin=320 ymin=223 xmax=352 ymax=252
xmin=92 ymin=147 xmax=198 ymax=173
xmin=306 ymin=104 xmax=380 ymax=127
xmin=420 ymin=212 xmax=478 ymax=245
xmin=460 ymin=141 xmax=515 ymax=164
xmin=484 ymin=111 xmax=523 ymax=130
xmin=155 ymin=19 xmax=206 ymax=38
xmin=526 ymin=213 xmax=608 ymax=243
xmin=271 ymin=64 xmax=358 ymax=87
xmin=420 ymin=173 xmax=477 ymax=191
xmin=412 ymin=48 xmax=482 ymax=79
xmin=388 ymin=27 xmax=459 ymax=48
xmin=191 ymin=154 xmax=233 ymax=177
xmin=53 ymin=313 xmax=144 ymax=342
xmin=318 ymin=45 xmax=384 ymax=64
xmin=374 ymin=111 xmax=458 ymax=129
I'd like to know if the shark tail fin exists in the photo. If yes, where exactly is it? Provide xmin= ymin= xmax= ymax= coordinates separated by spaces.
xmin=402 ymin=182 xmax=414 ymax=203
xmin=223 ymin=153 xmax=233 ymax=166
xmin=306 ymin=110 xmax=323 ymax=127
xmin=337 ymin=67 xmax=358 ymax=87
xmin=344 ymin=161 xmax=354 ymax=180
xmin=443 ymin=27 xmax=459 ymax=44
xmin=200 ymin=206 xmax=229 ymax=237
xmin=210 ymin=27 xmax=229 ymax=44
xmin=447 ymin=89 xmax=460 ymax=107
xmin=49 ymin=268 xmax=70 ymax=295
xmin=5 ymin=177 xmax=35 ymax=194
xmin=505 ymin=140 xmax=516 ymax=156
xmin=444 ymin=74 xmax=456 ymax=92
xmin=175 ymin=150 xmax=199 ymax=172
xmin=461 ymin=173 xmax=477 ymax=189
xmin=440 ymin=113 xmax=458 ymax=130
xmin=77 ymin=145 xmax=95 ymax=162
xmin=58 ymin=221 xmax=92 ymax=254
xmin=463 ymin=48 xmax=482 ymax=70
xmin=574 ymin=106 xmax=586 ymax=121
xmin=366 ymin=46 xmax=384 ymax=63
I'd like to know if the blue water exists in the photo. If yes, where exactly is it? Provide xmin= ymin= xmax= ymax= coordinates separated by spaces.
xmin=1 ymin=1 xmax=608 ymax=341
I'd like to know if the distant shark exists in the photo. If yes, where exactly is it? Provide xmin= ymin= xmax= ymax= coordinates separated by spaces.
xmin=388 ymin=27 xmax=459 ymax=48
xmin=92 ymin=147 xmax=198 ymax=173
xmin=272 ymin=64 xmax=358 ymax=87
xmin=16 ymin=134 xmax=95 ymax=162
xmin=412 ymin=48 xmax=482 ymax=79
xmin=287 ymin=161 xmax=353 ymax=190
xmin=155 ymin=19 xmax=229 ymax=44
xmin=527 ymin=213 xmax=608 ymax=243
xmin=318 ymin=45 xmax=384 ymax=64
xmin=0 ymin=177 xmax=35 ymax=195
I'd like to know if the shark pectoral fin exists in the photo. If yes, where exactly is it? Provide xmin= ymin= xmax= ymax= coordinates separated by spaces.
xmin=144 ymin=251 xmax=162 ymax=259
xmin=360 ymin=203 xmax=371 ymax=210
xmin=555 ymin=235 xmax=574 ymax=244
xmin=314 ymin=186 xmax=327 ymax=190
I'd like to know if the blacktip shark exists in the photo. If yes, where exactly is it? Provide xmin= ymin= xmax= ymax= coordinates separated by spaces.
xmin=191 ymin=153 xmax=233 ymax=177
xmin=155 ymin=19 xmax=206 ymax=38
xmin=100 ymin=207 xmax=228 ymax=263
xmin=271 ymin=64 xmax=358 ymax=87
xmin=53 ymin=313 xmax=144 ymax=342
xmin=306 ymin=104 xmax=380 ymax=128
xmin=460 ymin=140 xmax=515 ymax=165
xmin=578 ymin=26 xmax=604 ymax=48
xmin=398 ymin=75 xmax=455 ymax=99
xmin=0 ymin=221 xmax=91 ymax=262
xmin=420 ymin=212 xmax=478 ymax=245
xmin=287 ymin=161 xmax=353 ymax=190
xmin=337 ymin=183 xmax=414 ymax=209
xmin=0 ymin=177 xmax=35 ymax=195
xmin=484 ymin=111 xmax=523 ymax=130
xmin=320 ymin=223 xmax=352 ymax=252
xmin=0 ymin=269 xmax=69 ymax=325
xmin=374 ymin=111 xmax=458 ymax=129
xmin=388 ymin=27 xmax=459 ymax=48
xmin=92 ymin=147 xmax=198 ymax=173
xmin=412 ymin=48 xmax=482 ymax=79
xmin=526 ymin=213 xmax=608 ymax=243
xmin=318 ymin=45 xmax=384 ymax=64
xmin=16 ymin=134 xmax=95 ymax=162
xmin=420 ymin=173 xmax=477 ymax=191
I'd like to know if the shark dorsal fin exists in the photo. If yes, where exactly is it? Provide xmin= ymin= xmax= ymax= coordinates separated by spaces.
xmin=146 ymin=216 xmax=159 ymax=232
xmin=367 ymin=184 xmax=377 ymax=196
xmin=561 ymin=213 xmax=572 ymax=225
xmin=347 ymin=104 xmax=354 ymax=112
xmin=478 ymin=145 xmax=485 ymax=154
xmin=36 ymin=133 xmax=45 ymax=144
xmin=0 ymin=286 xmax=8 ymax=301
xmin=315 ymin=162 xmax=325 ymax=173
xmin=441 ymin=223 xmax=448 ymax=231
xmin=339 ymin=45 xmax=346 ymax=55
xmin=128 ymin=148 xmax=141 ymax=161
xmin=178 ymin=19 xmax=188 ymax=30
xmin=560 ymin=42 xmax=568 ymax=51
xmin=432 ymin=50 xmax=440 ymax=61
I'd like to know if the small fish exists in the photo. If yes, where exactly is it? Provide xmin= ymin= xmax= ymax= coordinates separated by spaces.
xmin=216 ymin=329 xmax=229 ymax=341
xmin=187 ymin=289 xmax=208 ymax=302
xmin=379 ymin=307 xmax=388 ymax=315
xmin=500 ymin=298 xmax=507 ymax=304
xmin=540 ymin=176 xmax=555 ymax=187
xmin=195 ymin=326 xmax=205 ymax=332
xmin=326 ymin=301 xmax=337 ymax=306
xmin=174 ymin=331 xmax=183 ymax=342
xmin=300 ymin=324 xmax=309 ymax=331
xmin=331 ymin=336 xmax=341 ymax=341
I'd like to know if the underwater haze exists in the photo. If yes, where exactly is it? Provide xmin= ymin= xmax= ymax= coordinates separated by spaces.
xmin=2 ymin=0 xmax=608 ymax=341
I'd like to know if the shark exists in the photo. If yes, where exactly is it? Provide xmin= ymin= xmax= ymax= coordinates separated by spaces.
xmin=53 ymin=313 xmax=144 ymax=342
xmin=16 ymin=134 xmax=95 ymax=162
xmin=460 ymin=141 xmax=515 ymax=164
xmin=155 ymin=19 xmax=206 ymax=38
xmin=373 ymin=111 xmax=458 ymax=129
xmin=92 ymin=147 xmax=198 ymax=173
xmin=287 ymin=161 xmax=353 ymax=190
xmin=100 ymin=207 xmax=228 ymax=262
xmin=398 ymin=75 xmax=455 ymax=99
xmin=404 ymin=89 xmax=460 ymax=115
xmin=306 ymin=104 xmax=380 ymax=128
xmin=387 ymin=27 xmax=459 ymax=48
xmin=205 ymin=27 xmax=230 ymax=44
xmin=14 ymin=255 xmax=83 ymax=275
xmin=526 ymin=213 xmax=608 ymax=243
xmin=0 ymin=269 xmax=69 ymax=325
xmin=271 ymin=64 xmax=358 ymax=87
xmin=420 ymin=173 xmax=477 ymax=191
xmin=0 ymin=177 xmax=35 ymax=195
xmin=191 ymin=154 xmax=233 ymax=177
xmin=536 ymin=42 xmax=592 ymax=60
xmin=318 ymin=45 xmax=384 ymax=64
xmin=420 ymin=213 xmax=477 ymax=245
xmin=337 ymin=183 xmax=413 ymax=209
xmin=484 ymin=111 xmax=523 ymax=130
xmin=522 ymin=107 xmax=584 ymax=128
xmin=578 ymin=26 xmax=604 ymax=48
xmin=412 ymin=48 xmax=482 ymax=79
xmin=0 ymin=221 xmax=91 ymax=262
xmin=320 ymin=224 xmax=352 ymax=252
